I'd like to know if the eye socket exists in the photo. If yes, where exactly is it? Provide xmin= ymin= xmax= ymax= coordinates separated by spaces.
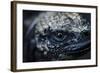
xmin=56 ymin=32 xmax=63 ymax=38
xmin=49 ymin=30 xmax=69 ymax=42
xmin=53 ymin=33 xmax=65 ymax=41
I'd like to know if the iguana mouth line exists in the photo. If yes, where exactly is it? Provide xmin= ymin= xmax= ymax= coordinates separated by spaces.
xmin=48 ymin=40 xmax=90 ymax=53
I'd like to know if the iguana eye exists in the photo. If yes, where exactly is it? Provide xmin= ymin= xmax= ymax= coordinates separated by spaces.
xmin=49 ymin=30 xmax=68 ymax=42
xmin=57 ymin=32 xmax=63 ymax=38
